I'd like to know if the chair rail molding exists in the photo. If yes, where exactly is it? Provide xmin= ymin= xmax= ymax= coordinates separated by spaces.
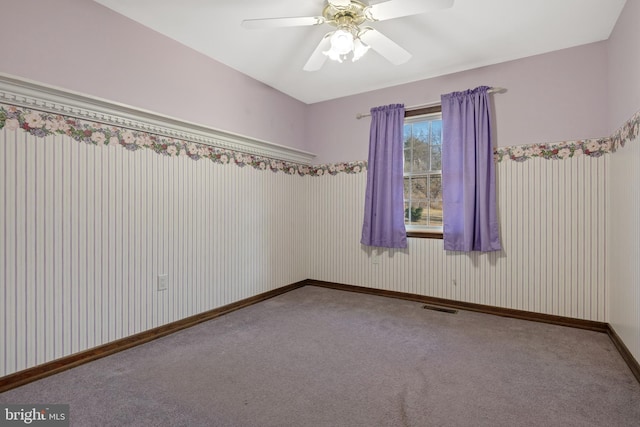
xmin=0 ymin=73 xmax=316 ymax=165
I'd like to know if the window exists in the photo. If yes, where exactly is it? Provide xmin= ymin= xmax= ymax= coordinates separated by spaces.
xmin=403 ymin=106 xmax=443 ymax=237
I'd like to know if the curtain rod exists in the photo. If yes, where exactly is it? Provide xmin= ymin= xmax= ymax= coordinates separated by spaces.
xmin=355 ymin=87 xmax=506 ymax=119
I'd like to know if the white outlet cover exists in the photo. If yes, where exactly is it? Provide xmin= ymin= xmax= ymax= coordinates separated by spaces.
xmin=157 ymin=274 xmax=168 ymax=291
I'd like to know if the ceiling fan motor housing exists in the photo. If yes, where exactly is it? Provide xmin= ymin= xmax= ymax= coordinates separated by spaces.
xmin=323 ymin=0 xmax=369 ymax=30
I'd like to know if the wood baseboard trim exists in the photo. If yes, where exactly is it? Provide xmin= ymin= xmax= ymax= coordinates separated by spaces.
xmin=607 ymin=324 xmax=640 ymax=384
xmin=305 ymin=280 xmax=609 ymax=332
xmin=0 ymin=281 xmax=306 ymax=393
xmin=3 ymin=279 xmax=638 ymax=392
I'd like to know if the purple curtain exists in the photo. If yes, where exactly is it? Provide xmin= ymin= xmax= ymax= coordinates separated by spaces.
xmin=361 ymin=104 xmax=407 ymax=249
xmin=441 ymin=86 xmax=501 ymax=252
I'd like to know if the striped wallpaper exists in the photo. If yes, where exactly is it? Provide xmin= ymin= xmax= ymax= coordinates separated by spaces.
xmin=307 ymin=154 xmax=608 ymax=322
xmin=0 ymin=128 xmax=309 ymax=377
xmin=609 ymin=134 xmax=640 ymax=366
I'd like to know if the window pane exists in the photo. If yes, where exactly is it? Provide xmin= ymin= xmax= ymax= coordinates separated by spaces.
xmin=431 ymin=120 xmax=442 ymax=145
xmin=405 ymin=122 xmax=430 ymax=173
xmin=429 ymin=175 xmax=442 ymax=200
xmin=412 ymin=139 xmax=430 ymax=173
xmin=405 ymin=200 xmax=429 ymax=225
xmin=412 ymin=121 xmax=429 ymax=140
xmin=428 ymin=199 xmax=443 ymax=226
xmin=430 ymin=145 xmax=442 ymax=171
xmin=404 ymin=149 xmax=411 ymax=173
xmin=403 ymin=125 xmax=412 ymax=148
xmin=403 ymin=177 xmax=410 ymax=197
xmin=411 ymin=177 xmax=428 ymax=199
xmin=405 ymin=201 xmax=428 ymax=225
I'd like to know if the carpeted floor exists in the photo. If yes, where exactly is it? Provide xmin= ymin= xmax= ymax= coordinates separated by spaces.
xmin=2 ymin=285 xmax=640 ymax=426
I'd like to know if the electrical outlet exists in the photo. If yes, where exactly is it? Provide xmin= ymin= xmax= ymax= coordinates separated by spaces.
xmin=452 ymin=279 xmax=457 ymax=286
xmin=157 ymin=274 xmax=168 ymax=291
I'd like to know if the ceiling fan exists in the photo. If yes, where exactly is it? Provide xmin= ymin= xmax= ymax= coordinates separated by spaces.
xmin=241 ymin=0 xmax=454 ymax=71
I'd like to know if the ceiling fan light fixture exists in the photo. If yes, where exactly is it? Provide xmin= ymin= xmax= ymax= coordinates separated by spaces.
xmin=352 ymin=37 xmax=370 ymax=62
xmin=323 ymin=47 xmax=344 ymax=63
xmin=330 ymin=27 xmax=354 ymax=55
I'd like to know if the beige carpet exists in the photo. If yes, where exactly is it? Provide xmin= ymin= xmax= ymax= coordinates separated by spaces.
xmin=2 ymin=285 xmax=639 ymax=426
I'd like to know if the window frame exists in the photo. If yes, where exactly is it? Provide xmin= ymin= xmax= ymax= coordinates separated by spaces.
xmin=404 ymin=105 xmax=443 ymax=239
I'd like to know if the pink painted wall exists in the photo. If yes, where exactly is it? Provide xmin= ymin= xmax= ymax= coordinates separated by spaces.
xmin=306 ymin=42 xmax=609 ymax=164
xmin=608 ymin=0 xmax=640 ymax=132
xmin=0 ymin=0 xmax=616 ymax=165
xmin=0 ymin=0 xmax=308 ymax=152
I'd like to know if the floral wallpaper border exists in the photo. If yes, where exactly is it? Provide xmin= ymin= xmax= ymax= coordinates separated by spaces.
xmin=495 ymin=110 xmax=640 ymax=163
xmin=0 ymin=103 xmax=366 ymax=176
xmin=1 ymin=102 xmax=640 ymax=174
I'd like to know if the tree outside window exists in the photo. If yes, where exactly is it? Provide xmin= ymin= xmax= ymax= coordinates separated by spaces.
xmin=404 ymin=108 xmax=442 ymax=232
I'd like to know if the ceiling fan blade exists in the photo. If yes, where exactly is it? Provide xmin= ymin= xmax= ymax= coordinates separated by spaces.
xmin=367 ymin=0 xmax=454 ymax=21
xmin=328 ymin=0 xmax=351 ymax=6
xmin=359 ymin=28 xmax=411 ymax=65
xmin=242 ymin=16 xmax=325 ymax=29
xmin=303 ymin=33 xmax=333 ymax=72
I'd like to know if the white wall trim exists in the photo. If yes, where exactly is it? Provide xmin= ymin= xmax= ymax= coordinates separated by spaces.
xmin=0 ymin=73 xmax=316 ymax=165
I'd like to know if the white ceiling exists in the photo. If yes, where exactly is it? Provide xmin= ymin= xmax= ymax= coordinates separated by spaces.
xmin=93 ymin=0 xmax=626 ymax=104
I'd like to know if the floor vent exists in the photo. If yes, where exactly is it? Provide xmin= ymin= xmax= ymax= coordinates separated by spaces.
xmin=423 ymin=305 xmax=458 ymax=314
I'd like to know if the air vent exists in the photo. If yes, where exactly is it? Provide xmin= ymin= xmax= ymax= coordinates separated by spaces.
xmin=423 ymin=305 xmax=457 ymax=314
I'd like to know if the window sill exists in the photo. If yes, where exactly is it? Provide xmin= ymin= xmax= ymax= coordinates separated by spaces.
xmin=406 ymin=230 xmax=443 ymax=239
